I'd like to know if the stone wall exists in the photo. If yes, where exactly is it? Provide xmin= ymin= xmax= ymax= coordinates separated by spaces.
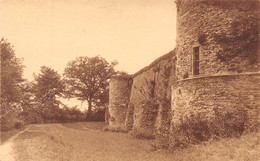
xmin=108 ymin=75 xmax=132 ymax=129
xmin=175 ymin=0 xmax=259 ymax=80
xmin=128 ymin=50 xmax=176 ymax=138
xmin=107 ymin=0 xmax=260 ymax=149
xmin=170 ymin=72 xmax=260 ymax=147
xmin=107 ymin=50 xmax=176 ymax=136
xmin=167 ymin=0 xmax=260 ymax=148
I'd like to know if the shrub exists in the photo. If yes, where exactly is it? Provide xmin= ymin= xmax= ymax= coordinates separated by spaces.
xmin=129 ymin=99 xmax=159 ymax=140
xmin=129 ymin=128 xmax=155 ymax=140
xmin=125 ymin=103 xmax=134 ymax=130
xmin=211 ymin=107 xmax=247 ymax=138
xmin=153 ymin=99 xmax=172 ymax=149
xmin=151 ymin=133 xmax=170 ymax=150
xmin=213 ymin=10 xmax=258 ymax=62
xmin=171 ymin=113 xmax=211 ymax=148
xmin=90 ymin=108 xmax=106 ymax=122
xmin=139 ymin=99 xmax=159 ymax=129
xmin=14 ymin=121 xmax=24 ymax=129
xmin=86 ymin=108 xmax=106 ymax=122
xmin=102 ymin=125 xmax=128 ymax=133
xmin=0 ymin=116 xmax=12 ymax=131
xmin=0 ymin=107 xmax=24 ymax=131
xmin=170 ymin=108 xmax=249 ymax=149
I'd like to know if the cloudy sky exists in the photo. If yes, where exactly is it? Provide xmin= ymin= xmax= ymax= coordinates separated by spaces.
xmin=0 ymin=0 xmax=177 ymax=109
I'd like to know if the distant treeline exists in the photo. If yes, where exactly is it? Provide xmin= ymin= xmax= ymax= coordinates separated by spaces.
xmin=0 ymin=38 xmax=117 ymax=131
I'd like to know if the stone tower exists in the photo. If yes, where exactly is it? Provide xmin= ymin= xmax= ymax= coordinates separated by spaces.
xmin=175 ymin=0 xmax=259 ymax=80
xmin=107 ymin=0 xmax=260 ymax=148
xmin=170 ymin=0 xmax=260 ymax=145
xmin=108 ymin=75 xmax=132 ymax=129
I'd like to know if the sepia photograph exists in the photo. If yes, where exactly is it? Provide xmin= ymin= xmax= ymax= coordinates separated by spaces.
xmin=0 ymin=0 xmax=259 ymax=160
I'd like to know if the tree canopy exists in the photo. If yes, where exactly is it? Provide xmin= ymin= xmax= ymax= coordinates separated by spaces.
xmin=32 ymin=66 xmax=65 ymax=122
xmin=1 ymin=38 xmax=24 ymax=105
xmin=64 ymin=56 xmax=117 ymax=118
xmin=0 ymin=38 xmax=24 ymax=130
xmin=1 ymin=39 xmax=113 ymax=129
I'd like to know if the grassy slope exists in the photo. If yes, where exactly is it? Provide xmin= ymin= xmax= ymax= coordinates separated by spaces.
xmin=148 ymin=132 xmax=260 ymax=161
xmin=6 ymin=122 xmax=260 ymax=161
xmin=63 ymin=122 xmax=260 ymax=161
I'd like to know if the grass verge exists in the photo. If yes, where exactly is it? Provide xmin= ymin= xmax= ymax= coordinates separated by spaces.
xmin=0 ymin=127 xmax=25 ymax=144
xmin=146 ymin=131 xmax=260 ymax=161
xmin=102 ymin=125 xmax=128 ymax=133
xmin=61 ymin=121 xmax=105 ymax=131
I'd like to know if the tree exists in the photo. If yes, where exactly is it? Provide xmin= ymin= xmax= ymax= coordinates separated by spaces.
xmin=0 ymin=38 xmax=24 ymax=130
xmin=59 ymin=106 xmax=85 ymax=123
xmin=33 ymin=66 xmax=64 ymax=122
xmin=19 ymin=80 xmax=43 ymax=124
xmin=64 ymin=56 xmax=117 ymax=120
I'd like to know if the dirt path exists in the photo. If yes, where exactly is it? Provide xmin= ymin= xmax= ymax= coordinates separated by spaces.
xmin=0 ymin=140 xmax=15 ymax=161
xmin=0 ymin=127 xmax=29 ymax=161
xmin=0 ymin=123 xmax=170 ymax=161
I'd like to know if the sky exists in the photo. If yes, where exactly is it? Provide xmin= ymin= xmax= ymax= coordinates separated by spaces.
xmin=0 ymin=0 xmax=177 ymax=109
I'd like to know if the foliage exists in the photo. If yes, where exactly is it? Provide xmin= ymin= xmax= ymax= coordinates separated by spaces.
xmin=32 ymin=66 xmax=65 ymax=123
xmin=152 ymin=98 xmax=172 ymax=149
xmin=0 ymin=38 xmax=24 ymax=131
xmin=170 ymin=108 xmax=248 ymax=149
xmin=59 ymin=106 xmax=85 ymax=123
xmin=19 ymin=81 xmax=43 ymax=124
xmin=19 ymin=67 xmax=89 ymax=124
xmin=64 ymin=56 xmax=117 ymax=119
xmin=0 ymin=38 xmax=24 ymax=104
xmin=102 ymin=125 xmax=128 ymax=133
xmin=175 ymin=0 xmax=259 ymax=62
xmin=90 ymin=108 xmax=106 ymax=122
xmin=129 ymin=128 xmax=155 ymax=140
xmin=14 ymin=121 xmax=24 ymax=129
xmin=214 ymin=15 xmax=258 ymax=62
xmin=131 ymin=99 xmax=159 ymax=139
xmin=1 ymin=39 xmax=112 ymax=129
xmin=140 ymin=99 xmax=159 ymax=129
xmin=125 ymin=103 xmax=135 ymax=130
xmin=33 ymin=66 xmax=64 ymax=103
xmin=211 ymin=107 xmax=247 ymax=137
xmin=0 ymin=127 xmax=25 ymax=144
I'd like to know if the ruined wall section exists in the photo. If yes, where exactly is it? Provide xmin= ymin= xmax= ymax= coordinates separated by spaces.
xmin=127 ymin=50 xmax=176 ymax=138
xmin=175 ymin=0 xmax=259 ymax=80
xmin=108 ymin=75 xmax=132 ymax=130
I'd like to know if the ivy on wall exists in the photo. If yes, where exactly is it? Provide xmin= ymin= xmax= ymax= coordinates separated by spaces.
xmin=214 ymin=15 xmax=259 ymax=62
xmin=176 ymin=0 xmax=259 ymax=63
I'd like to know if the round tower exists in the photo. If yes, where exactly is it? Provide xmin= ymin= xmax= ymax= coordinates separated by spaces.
xmin=108 ymin=75 xmax=132 ymax=130
xmin=175 ymin=0 xmax=259 ymax=80
xmin=170 ymin=0 xmax=260 ymax=147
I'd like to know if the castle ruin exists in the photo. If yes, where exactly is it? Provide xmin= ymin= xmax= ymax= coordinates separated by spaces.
xmin=107 ymin=0 xmax=260 ymax=148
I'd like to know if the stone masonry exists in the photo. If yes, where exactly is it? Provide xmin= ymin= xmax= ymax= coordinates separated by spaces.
xmin=108 ymin=75 xmax=132 ymax=129
xmin=107 ymin=0 xmax=260 ymax=148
